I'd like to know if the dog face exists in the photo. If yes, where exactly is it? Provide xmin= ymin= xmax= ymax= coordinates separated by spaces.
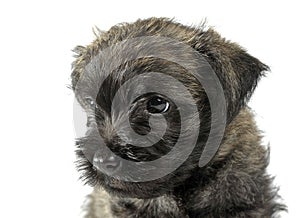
xmin=72 ymin=18 xmax=268 ymax=198
xmin=74 ymin=55 xmax=206 ymax=198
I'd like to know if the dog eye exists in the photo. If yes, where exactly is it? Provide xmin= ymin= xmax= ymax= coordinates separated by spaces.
xmin=146 ymin=96 xmax=170 ymax=114
xmin=85 ymin=97 xmax=98 ymax=109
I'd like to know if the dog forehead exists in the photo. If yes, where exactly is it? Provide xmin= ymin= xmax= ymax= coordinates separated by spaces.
xmin=76 ymin=35 xmax=204 ymax=105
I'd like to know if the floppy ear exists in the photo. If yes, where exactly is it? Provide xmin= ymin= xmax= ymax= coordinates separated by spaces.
xmin=222 ymin=44 xmax=269 ymax=122
xmin=195 ymin=29 xmax=269 ymax=123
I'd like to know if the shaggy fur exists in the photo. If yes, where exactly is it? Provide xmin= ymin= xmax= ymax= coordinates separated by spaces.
xmin=71 ymin=17 xmax=286 ymax=217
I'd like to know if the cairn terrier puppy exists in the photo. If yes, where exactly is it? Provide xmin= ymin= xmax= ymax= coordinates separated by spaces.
xmin=71 ymin=17 xmax=286 ymax=217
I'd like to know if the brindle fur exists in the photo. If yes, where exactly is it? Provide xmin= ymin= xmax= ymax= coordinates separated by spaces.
xmin=71 ymin=18 xmax=286 ymax=217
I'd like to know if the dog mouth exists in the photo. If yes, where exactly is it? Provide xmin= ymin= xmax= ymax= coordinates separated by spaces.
xmin=102 ymin=176 xmax=161 ymax=198
xmin=102 ymin=176 xmax=140 ymax=196
xmin=104 ymin=177 xmax=128 ymax=190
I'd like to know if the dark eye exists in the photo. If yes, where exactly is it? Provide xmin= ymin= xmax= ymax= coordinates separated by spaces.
xmin=85 ymin=97 xmax=98 ymax=109
xmin=147 ymin=96 xmax=170 ymax=114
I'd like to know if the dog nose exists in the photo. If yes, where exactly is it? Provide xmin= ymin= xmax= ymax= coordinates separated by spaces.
xmin=93 ymin=154 xmax=122 ymax=175
xmin=103 ymin=156 xmax=121 ymax=173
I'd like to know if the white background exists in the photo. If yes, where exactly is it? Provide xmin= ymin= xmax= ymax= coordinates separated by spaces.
xmin=0 ymin=0 xmax=299 ymax=217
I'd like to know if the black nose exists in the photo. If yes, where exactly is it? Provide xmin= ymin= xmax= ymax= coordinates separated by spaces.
xmin=93 ymin=154 xmax=122 ymax=175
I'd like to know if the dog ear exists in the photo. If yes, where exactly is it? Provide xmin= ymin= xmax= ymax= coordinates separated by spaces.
xmin=195 ymin=29 xmax=269 ymax=122
xmin=71 ymin=45 xmax=90 ymax=90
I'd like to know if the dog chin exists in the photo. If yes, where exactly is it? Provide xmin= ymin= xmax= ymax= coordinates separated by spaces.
xmin=100 ymin=176 xmax=167 ymax=199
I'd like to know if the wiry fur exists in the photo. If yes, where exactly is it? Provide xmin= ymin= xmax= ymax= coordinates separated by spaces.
xmin=71 ymin=17 xmax=286 ymax=217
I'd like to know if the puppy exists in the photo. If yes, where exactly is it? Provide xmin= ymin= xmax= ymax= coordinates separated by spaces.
xmin=71 ymin=17 xmax=286 ymax=217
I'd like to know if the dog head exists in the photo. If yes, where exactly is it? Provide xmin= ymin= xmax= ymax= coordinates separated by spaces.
xmin=71 ymin=18 xmax=268 ymax=198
